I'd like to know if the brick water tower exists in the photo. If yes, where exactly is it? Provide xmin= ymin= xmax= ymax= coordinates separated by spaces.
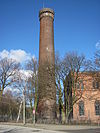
xmin=37 ymin=8 xmax=56 ymax=123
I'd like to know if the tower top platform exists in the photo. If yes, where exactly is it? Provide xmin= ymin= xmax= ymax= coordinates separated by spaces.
xmin=39 ymin=8 xmax=54 ymax=20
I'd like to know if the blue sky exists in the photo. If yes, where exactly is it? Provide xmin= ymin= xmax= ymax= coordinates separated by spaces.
xmin=0 ymin=0 xmax=100 ymax=61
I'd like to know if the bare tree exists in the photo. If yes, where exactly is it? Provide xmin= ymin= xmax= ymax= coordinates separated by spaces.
xmin=84 ymin=50 xmax=100 ymax=82
xmin=0 ymin=58 xmax=20 ymax=99
xmin=26 ymin=58 xmax=38 ymax=109
xmin=95 ymin=50 xmax=100 ymax=69
xmin=62 ymin=52 xmax=86 ymax=123
xmin=15 ymin=68 xmax=32 ymax=124
xmin=55 ymin=53 xmax=63 ymax=123
xmin=25 ymin=58 xmax=38 ymax=122
xmin=55 ymin=52 xmax=86 ymax=123
xmin=0 ymin=90 xmax=19 ymax=122
xmin=94 ymin=50 xmax=100 ymax=82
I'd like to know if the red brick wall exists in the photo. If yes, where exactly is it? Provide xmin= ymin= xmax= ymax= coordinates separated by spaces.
xmin=73 ymin=73 xmax=100 ymax=123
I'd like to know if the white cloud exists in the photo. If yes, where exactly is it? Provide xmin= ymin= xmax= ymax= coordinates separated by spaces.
xmin=0 ymin=50 xmax=9 ymax=58
xmin=9 ymin=49 xmax=31 ymax=63
xmin=19 ymin=69 xmax=33 ymax=80
xmin=0 ymin=49 xmax=35 ymax=63
xmin=96 ymin=40 xmax=100 ymax=49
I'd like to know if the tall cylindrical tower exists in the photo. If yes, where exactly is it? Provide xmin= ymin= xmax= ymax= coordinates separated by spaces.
xmin=37 ymin=8 xmax=56 ymax=123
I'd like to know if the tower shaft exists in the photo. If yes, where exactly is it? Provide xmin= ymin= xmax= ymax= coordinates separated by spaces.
xmin=37 ymin=8 xmax=56 ymax=123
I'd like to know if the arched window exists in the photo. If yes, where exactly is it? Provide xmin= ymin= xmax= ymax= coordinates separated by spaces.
xmin=79 ymin=101 xmax=84 ymax=116
xmin=95 ymin=101 xmax=100 ymax=115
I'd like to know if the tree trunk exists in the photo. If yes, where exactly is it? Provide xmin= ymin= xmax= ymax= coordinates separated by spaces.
xmin=16 ymin=101 xmax=22 ymax=123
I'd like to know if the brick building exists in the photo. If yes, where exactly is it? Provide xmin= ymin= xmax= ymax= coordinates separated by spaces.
xmin=73 ymin=72 xmax=100 ymax=124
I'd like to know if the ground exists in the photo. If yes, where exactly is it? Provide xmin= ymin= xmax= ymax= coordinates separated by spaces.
xmin=0 ymin=124 xmax=100 ymax=133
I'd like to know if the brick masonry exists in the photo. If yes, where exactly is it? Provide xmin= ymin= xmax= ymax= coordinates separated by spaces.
xmin=37 ymin=8 xmax=56 ymax=123
xmin=73 ymin=73 xmax=100 ymax=123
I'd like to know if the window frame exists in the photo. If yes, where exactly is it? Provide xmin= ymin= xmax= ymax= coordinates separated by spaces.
xmin=95 ymin=101 xmax=100 ymax=116
xmin=79 ymin=101 xmax=84 ymax=116
xmin=93 ymin=81 xmax=99 ymax=90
